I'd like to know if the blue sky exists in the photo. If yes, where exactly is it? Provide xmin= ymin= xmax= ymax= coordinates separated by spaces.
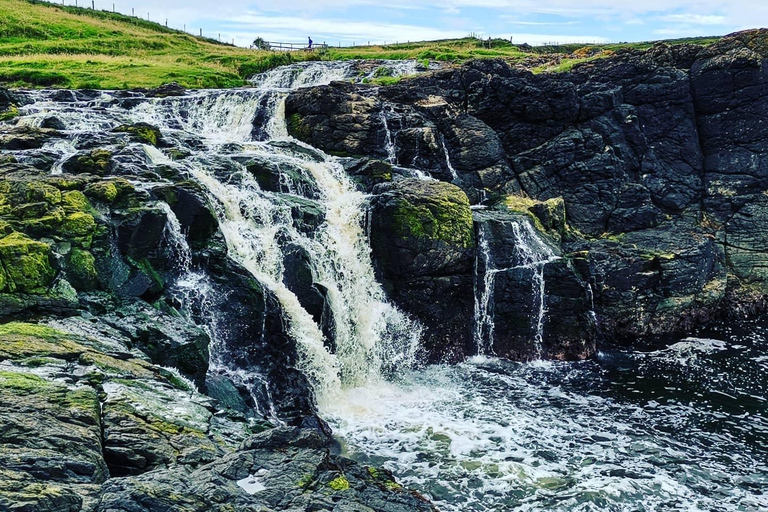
xmin=63 ymin=0 xmax=766 ymax=47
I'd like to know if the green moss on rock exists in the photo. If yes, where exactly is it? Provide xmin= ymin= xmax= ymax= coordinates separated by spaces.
xmin=328 ymin=475 xmax=350 ymax=491
xmin=0 ymin=370 xmax=56 ymax=394
xmin=68 ymin=149 xmax=113 ymax=175
xmin=67 ymin=247 xmax=99 ymax=290
xmin=0 ymin=105 xmax=20 ymax=122
xmin=287 ymin=113 xmax=311 ymax=142
xmin=60 ymin=212 xmax=96 ymax=247
xmin=62 ymin=190 xmax=89 ymax=212
xmin=0 ymin=232 xmax=54 ymax=293
xmin=24 ymin=181 xmax=61 ymax=205
xmin=392 ymin=185 xmax=474 ymax=248
xmin=114 ymin=123 xmax=162 ymax=146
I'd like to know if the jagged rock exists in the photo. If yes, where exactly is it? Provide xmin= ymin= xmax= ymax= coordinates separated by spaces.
xmin=96 ymin=427 xmax=434 ymax=512
xmin=0 ymin=125 xmax=62 ymax=150
xmin=112 ymin=123 xmax=163 ymax=147
xmin=62 ymin=149 xmax=114 ymax=176
xmin=287 ymin=29 xmax=768 ymax=345
xmin=146 ymin=82 xmax=186 ymax=98
xmin=341 ymin=158 xmax=393 ymax=192
xmin=151 ymin=183 xmax=218 ymax=248
xmin=370 ymin=179 xmax=475 ymax=361
xmin=0 ymin=87 xmax=16 ymax=112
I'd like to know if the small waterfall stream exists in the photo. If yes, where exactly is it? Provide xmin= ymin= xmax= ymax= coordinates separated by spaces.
xmin=473 ymin=219 xmax=558 ymax=356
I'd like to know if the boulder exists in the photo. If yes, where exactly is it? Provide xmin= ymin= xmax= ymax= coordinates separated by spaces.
xmin=370 ymin=179 xmax=475 ymax=361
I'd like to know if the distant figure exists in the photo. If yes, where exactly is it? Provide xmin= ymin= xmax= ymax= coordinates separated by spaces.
xmin=308 ymin=37 xmax=313 ymax=49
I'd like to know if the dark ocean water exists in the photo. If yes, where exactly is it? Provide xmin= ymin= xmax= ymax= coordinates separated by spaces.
xmin=325 ymin=320 xmax=768 ymax=512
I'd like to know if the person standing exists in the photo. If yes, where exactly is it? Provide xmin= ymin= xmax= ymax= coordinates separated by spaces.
xmin=308 ymin=36 xmax=313 ymax=49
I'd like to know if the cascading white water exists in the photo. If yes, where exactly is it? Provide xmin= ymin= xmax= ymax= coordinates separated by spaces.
xmin=126 ymin=62 xmax=422 ymax=403
xmin=380 ymin=107 xmax=398 ymax=165
xmin=472 ymin=225 xmax=495 ymax=355
xmin=9 ymin=60 xmax=767 ymax=512
xmin=440 ymin=133 xmax=459 ymax=181
xmin=472 ymin=219 xmax=558 ymax=356
xmin=510 ymin=221 xmax=557 ymax=353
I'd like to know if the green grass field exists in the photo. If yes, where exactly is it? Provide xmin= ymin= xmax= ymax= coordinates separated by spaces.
xmin=0 ymin=0 xmax=722 ymax=89
xmin=0 ymin=0 xmax=313 ymax=88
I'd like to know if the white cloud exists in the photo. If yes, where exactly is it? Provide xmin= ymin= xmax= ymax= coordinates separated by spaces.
xmin=46 ymin=0 xmax=768 ymax=47
xmin=659 ymin=14 xmax=727 ymax=26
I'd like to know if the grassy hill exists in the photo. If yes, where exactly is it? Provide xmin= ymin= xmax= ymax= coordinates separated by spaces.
xmin=0 ymin=0 xmax=721 ymax=89
xmin=0 ymin=0 xmax=303 ymax=88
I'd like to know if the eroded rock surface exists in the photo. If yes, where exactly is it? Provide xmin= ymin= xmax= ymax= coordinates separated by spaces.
xmin=287 ymin=29 xmax=768 ymax=358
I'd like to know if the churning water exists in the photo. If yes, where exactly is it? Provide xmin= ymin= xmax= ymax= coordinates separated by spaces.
xmin=326 ymin=321 xmax=768 ymax=511
xmin=8 ymin=61 xmax=767 ymax=512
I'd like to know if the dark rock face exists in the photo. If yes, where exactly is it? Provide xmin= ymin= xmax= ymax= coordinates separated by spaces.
xmin=97 ymin=427 xmax=435 ymax=512
xmin=370 ymin=179 xmax=475 ymax=361
xmin=287 ymin=29 xmax=768 ymax=359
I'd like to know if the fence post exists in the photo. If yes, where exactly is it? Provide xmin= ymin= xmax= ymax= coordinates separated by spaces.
xmin=91 ymin=0 xmax=94 ymax=9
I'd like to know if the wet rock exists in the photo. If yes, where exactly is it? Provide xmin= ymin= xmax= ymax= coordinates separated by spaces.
xmin=146 ymin=82 xmax=187 ymax=98
xmin=40 ymin=115 xmax=66 ymax=130
xmin=285 ymin=29 xmax=768 ymax=346
xmin=62 ymin=149 xmax=113 ymax=176
xmin=112 ymin=123 xmax=163 ymax=147
xmin=234 ymin=153 xmax=322 ymax=200
xmin=0 ymin=321 xmax=246 ymax=510
xmin=370 ymin=179 xmax=475 ymax=361
xmin=0 ymin=125 xmax=62 ymax=150
xmin=96 ymin=427 xmax=434 ymax=512
xmin=285 ymin=81 xmax=387 ymax=158
xmin=341 ymin=157 xmax=393 ymax=192
xmin=151 ymin=183 xmax=219 ymax=248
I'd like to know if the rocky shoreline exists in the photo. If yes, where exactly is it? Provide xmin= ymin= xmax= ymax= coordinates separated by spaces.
xmin=1 ymin=29 xmax=768 ymax=511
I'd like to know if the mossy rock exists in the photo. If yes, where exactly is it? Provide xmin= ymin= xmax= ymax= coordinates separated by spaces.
xmin=60 ymin=212 xmax=97 ymax=247
xmin=390 ymin=182 xmax=474 ymax=248
xmin=67 ymin=247 xmax=99 ymax=290
xmin=0 ymin=322 xmax=84 ymax=361
xmin=63 ymin=149 xmax=113 ymax=176
xmin=0 ymin=232 xmax=54 ymax=293
xmin=84 ymin=178 xmax=134 ymax=204
xmin=62 ymin=190 xmax=89 ymax=212
xmin=327 ymin=475 xmax=350 ymax=492
xmin=113 ymin=123 xmax=162 ymax=147
xmin=23 ymin=181 xmax=62 ymax=205
xmin=287 ymin=113 xmax=311 ymax=143
xmin=0 ymin=105 xmax=20 ymax=122
xmin=503 ymin=194 xmax=566 ymax=236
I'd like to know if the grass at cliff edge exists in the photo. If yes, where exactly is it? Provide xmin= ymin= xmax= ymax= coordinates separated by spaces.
xmin=0 ymin=0 xmax=312 ymax=89
xmin=0 ymin=0 xmax=722 ymax=89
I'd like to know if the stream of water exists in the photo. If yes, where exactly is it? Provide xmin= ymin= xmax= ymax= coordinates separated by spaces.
xmin=8 ymin=60 xmax=767 ymax=512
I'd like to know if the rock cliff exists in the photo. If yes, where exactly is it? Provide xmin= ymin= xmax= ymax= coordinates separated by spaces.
xmin=286 ymin=29 xmax=768 ymax=361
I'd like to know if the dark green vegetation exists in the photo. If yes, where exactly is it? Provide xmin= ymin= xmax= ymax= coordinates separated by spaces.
xmin=0 ymin=0 xmax=723 ymax=89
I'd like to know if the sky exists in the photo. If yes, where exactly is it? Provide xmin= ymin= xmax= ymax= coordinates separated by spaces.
xmin=61 ymin=0 xmax=767 ymax=47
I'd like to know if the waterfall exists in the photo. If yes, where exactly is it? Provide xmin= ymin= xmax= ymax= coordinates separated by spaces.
xmin=510 ymin=222 xmax=556 ymax=353
xmin=124 ymin=63 xmax=422 ymax=404
xmin=473 ymin=218 xmax=558 ymax=356
xmin=473 ymin=225 xmax=495 ymax=355
xmin=440 ymin=133 xmax=459 ymax=181
xmin=380 ymin=107 xmax=397 ymax=164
